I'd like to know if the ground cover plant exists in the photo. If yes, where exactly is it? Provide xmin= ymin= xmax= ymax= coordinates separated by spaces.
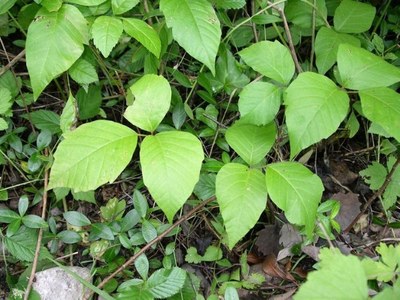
xmin=0 ymin=0 xmax=400 ymax=299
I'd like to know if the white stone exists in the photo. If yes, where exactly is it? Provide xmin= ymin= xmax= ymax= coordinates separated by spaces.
xmin=32 ymin=267 xmax=91 ymax=300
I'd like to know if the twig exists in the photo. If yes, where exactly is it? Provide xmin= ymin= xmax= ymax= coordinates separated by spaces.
xmin=24 ymin=150 xmax=49 ymax=300
xmin=344 ymin=156 xmax=400 ymax=233
xmin=268 ymin=2 xmax=303 ymax=73
xmin=0 ymin=49 xmax=25 ymax=76
xmin=83 ymin=196 xmax=216 ymax=300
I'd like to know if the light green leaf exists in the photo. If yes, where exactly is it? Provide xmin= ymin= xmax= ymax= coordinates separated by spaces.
xmin=334 ymin=0 xmax=375 ymax=33
xmin=338 ymin=44 xmax=400 ymax=90
xmin=124 ymin=74 xmax=171 ymax=132
xmin=0 ymin=0 xmax=16 ymax=14
xmin=216 ymin=163 xmax=267 ymax=249
xmin=60 ymin=93 xmax=78 ymax=134
xmin=359 ymin=88 xmax=400 ymax=142
xmin=48 ymin=120 xmax=137 ymax=192
xmin=315 ymin=27 xmax=360 ymax=75
xmin=382 ymin=156 xmax=400 ymax=210
xmin=284 ymin=72 xmax=349 ymax=158
xmin=294 ymin=248 xmax=368 ymax=300
xmin=0 ymin=87 xmax=12 ymax=115
xmin=69 ymin=58 xmax=98 ymax=86
xmin=26 ymin=4 xmax=89 ymax=99
xmin=140 ymin=131 xmax=204 ymax=222
xmin=112 ymin=0 xmax=140 ymax=15
xmin=359 ymin=162 xmax=386 ymax=190
xmin=239 ymin=41 xmax=295 ymax=84
xmin=147 ymin=267 xmax=187 ymax=298
xmin=225 ymin=122 xmax=276 ymax=166
xmin=213 ymin=0 xmax=245 ymax=9
xmin=64 ymin=211 xmax=91 ymax=226
xmin=160 ymin=0 xmax=221 ymax=75
xmin=123 ymin=18 xmax=161 ymax=58
xmin=40 ymin=0 xmax=63 ymax=12
xmin=225 ymin=287 xmax=239 ymax=300
xmin=238 ymin=82 xmax=282 ymax=126
xmin=266 ymin=162 xmax=324 ymax=237
xmin=91 ymin=16 xmax=123 ymax=58
xmin=0 ymin=118 xmax=8 ymax=131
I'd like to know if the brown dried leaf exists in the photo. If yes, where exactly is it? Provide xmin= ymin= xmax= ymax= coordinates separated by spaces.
xmin=255 ymin=224 xmax=280 ymax=256
xmin=279 ymin=224 xmax=302 ymax=248
xmin=332 ymin=192 xmax=361 ymax=231
xmin=262 ymin=254 xmax=296 ymax=282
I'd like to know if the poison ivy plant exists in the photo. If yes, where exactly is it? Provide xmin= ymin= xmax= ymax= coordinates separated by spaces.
xmin=216 ymin=163 xmax=268 ymax=249
xmin=26 ymin=4 xmax=89 ymax=99
xmin=266 ymin=162 xmax=324 ymax=237
xmin=160 ymin=0 xmax=221 ymax=74
xmin=284 ymin=72 xmax=349 ymax=158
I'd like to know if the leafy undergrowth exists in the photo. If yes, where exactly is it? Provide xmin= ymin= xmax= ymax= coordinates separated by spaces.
xmin=0 ymin=0 xmax=400 ymax=299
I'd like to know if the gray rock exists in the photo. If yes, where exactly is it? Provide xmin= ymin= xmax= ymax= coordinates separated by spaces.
xmin=32 ymin=267 xmax=91 ymax=300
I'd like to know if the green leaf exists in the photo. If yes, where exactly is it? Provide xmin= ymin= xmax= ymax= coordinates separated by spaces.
xmin=40 ymin=0 xmax=63 ymax=12
xmin=0 ymin=208 xmax=20 ymax=223
xmin=141 ymin=219 xmax=157 ymax=243
xmin=225 ymin=122 xmax=276 ymax=166
xmin=285 ymin=0 xmax=328 ymax=29
xmin=284 ymin=72 xmax=349 ymax=158
xmin=123 ymin=18 xmax=161 ymax=58
xmin=26 ymin=4 xmax=89 ymax=99
xmin=26 ymin=110 xmax=60 ymax=134
xmin=135 ymin=254 xmax=149 ymax=280
xmin=90 ymin=223 xmax=114 ymax=240
xmin=112 ymin=0 xmax=140 ymax=15
xmin=22 ymin=215 xmax=48 ymax=229
xmin=0 ymin=0 xmax=16 ymax=14
xmin=213 ymin=0 xmax=245 ymax=9
xmin=147 ymin=267 xmax=187 ymax=298
xmin=91 ymin=16 xmax=123 ymax=58
xmin=69 ymin=58 xmax=99 ymax=86
xmin=124 ymin=74 xmax=171 ymax=132
xmin=100 ymin=198 xmax=126 ymax=221
xmin=334 ymin=0 xmax=375 ymax=33
xmin=4 ymin=227 xmax=49 ymax=262
xmin=315 ymin=27 xmax=360 ymax=75
xmin=238 ymin=82 xmax=282 ymax=126
xmin=48 ymin=120 xmax=137 ymax=192
xmin=294 ymin=248 xmax=368 ymax=300
xmin=140 ymin=131 xmax=204 ymax=222
xmin=239 ymin=41 xmax=295 ymax=85
xmin=266 ymin=162 xmax=324 ymax=237
xmin=359 ymin=88 xmax=400 ymax=142
xmin=225 ymin=287 xmax=239 ymax=300
xmin=18 ymin=195 xmax=29 ymax=216
xmin=382 ymin=156 xmax=400 ymax=210
xmin=57 ymin=230 xmax=82 ymax=244
xmin=337 ymin=44 xmax=400 ymax=90
xmin=160 ymin=0 xmax=221 ymax=75
xmin=216 ymin=163 xmax=268 ymax=249
xmin=63 ymin=211 xmax=91 ymax=226
xmin=76 ymin=85 xmax=102 ymax=120
xmin=133 ymin=190 xmax=148 ymax=219
xmin=66 ymin=0 xmax=107 ymax=5
xmin=120 ymin=209 xmax=140 ymax=232
xmin=213 ymin=45 xmax=250 ymax=94
xmin=0 ymin=118 xmax=8 ymax=131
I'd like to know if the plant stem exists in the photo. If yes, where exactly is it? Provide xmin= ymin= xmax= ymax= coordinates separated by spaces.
xmin=83 ymin=196 xmax=216 ymax=300
xmin=24 ymin=150 xmax=49 ymax=300
xmin=344 ymin=156 xmax=400 ymax=233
